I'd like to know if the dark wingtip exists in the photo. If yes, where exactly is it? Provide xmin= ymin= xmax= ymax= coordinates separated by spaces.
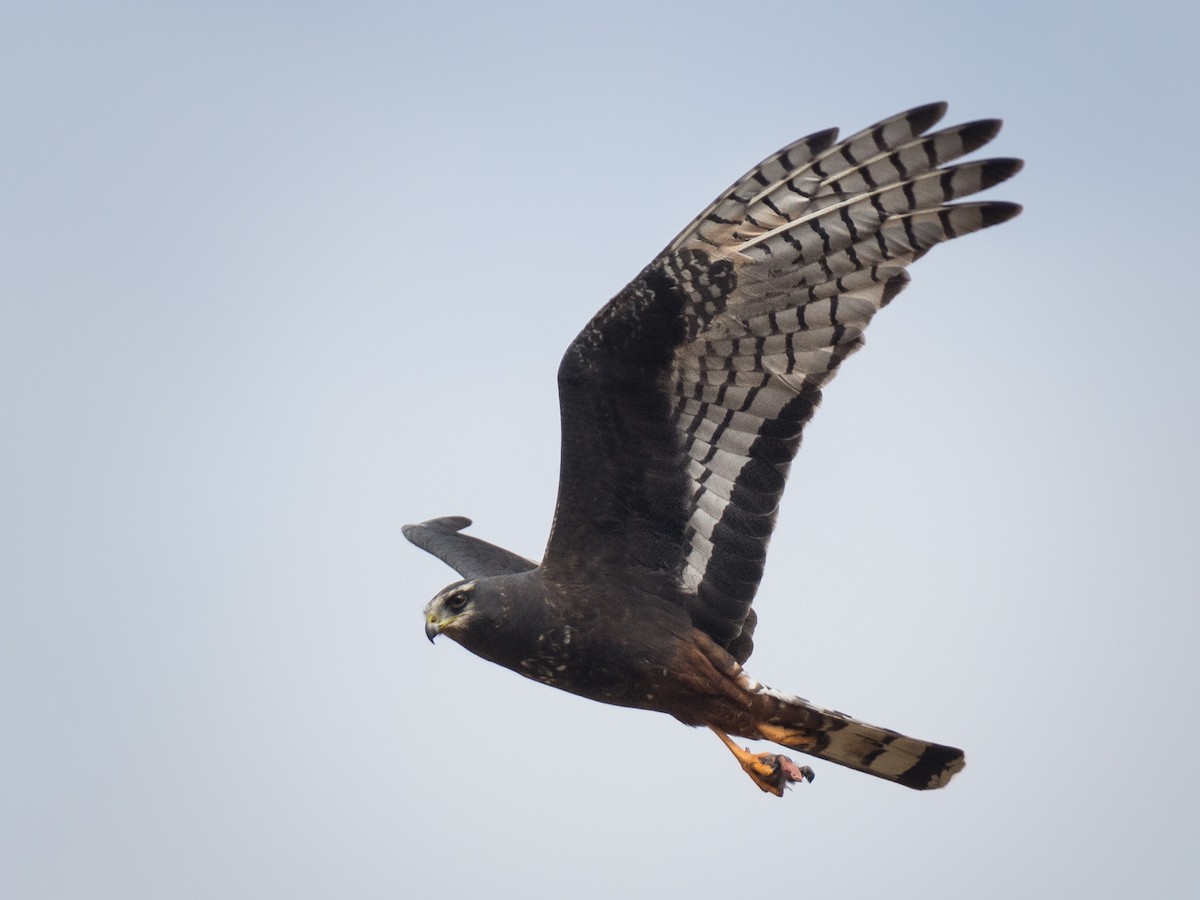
xmin=957 ymin=118 xmax=1003 ymax=153
xmin=806 ymin=126 xmax=840 ymax=154
xmin=978 ymin=157 xmax=1025 ymax=190
xmin=906 ymin=101 xmax=949 ymax=135
xmin=878 ymin=271 xmax=912 ymax=308
xmin=403 ymin=516 xmax=537 ymax=578
xmin=402 ymin=516 xmax=473 ymax=543
xmin=981 ymin=200 xmax=1024 ymax=227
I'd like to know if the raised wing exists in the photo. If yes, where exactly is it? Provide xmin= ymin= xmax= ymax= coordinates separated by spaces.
xmin=403 ymin=516 xmax=538 ymax=580
xmin=542 ymin=103 xmax=1021 ymax=661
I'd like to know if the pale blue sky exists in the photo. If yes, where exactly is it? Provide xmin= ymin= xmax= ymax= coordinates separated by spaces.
xmin=3 ymin=2 xmax=1198 ymax=898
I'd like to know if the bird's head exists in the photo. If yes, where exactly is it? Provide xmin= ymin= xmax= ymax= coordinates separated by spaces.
xmin=424 ymin=579 xmax=479 ymax=643
xmin=421 ymin=570 xmax=549 ymax=670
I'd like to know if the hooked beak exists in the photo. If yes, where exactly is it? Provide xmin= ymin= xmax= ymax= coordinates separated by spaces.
xmin=425 ymin=613 xmax=441 ymax=643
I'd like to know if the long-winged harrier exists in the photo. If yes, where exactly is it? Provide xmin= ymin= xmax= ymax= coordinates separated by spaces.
xmin=406 ymin=103 xmax=1020 ymax=796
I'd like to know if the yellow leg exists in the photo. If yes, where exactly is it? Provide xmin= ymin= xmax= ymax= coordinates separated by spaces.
xmin=710 ymin=727 xmax=815 ymax=797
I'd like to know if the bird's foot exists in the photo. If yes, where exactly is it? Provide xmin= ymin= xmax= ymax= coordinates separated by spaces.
xmin=710 ymin=728 xmax=815 ymax=797
xmin=738 ymin=750 xmax=815 ymax=797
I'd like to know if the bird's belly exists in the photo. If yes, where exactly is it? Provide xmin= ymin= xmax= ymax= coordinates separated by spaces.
xmin=511 ymin=640 xmax=677 ymax=712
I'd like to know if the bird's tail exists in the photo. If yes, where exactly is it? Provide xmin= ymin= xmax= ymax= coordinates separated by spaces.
xmin=745 ymin=680 xmax=964 ymax=790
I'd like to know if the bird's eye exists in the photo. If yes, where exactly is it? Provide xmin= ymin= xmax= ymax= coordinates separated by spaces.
xmin=446 ymin=591 xmax=469 ymax=612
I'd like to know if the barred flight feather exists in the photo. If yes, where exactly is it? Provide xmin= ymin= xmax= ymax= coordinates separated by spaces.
xmin=653 ymin=106 xmax=1021 ymax=658
xmin=547 ymin=103 xmax=1019 ymax=663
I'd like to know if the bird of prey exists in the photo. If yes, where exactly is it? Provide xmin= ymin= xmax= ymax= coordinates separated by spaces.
xmin=406 ymin=103 xmax=1020 ymax=796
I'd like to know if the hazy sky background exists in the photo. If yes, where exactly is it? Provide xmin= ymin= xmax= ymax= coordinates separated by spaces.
xmin=3 ymin=2 xmax=1198 ymax=898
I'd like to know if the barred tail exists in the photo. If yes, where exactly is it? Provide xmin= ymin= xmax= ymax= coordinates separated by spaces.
xmin=750 ymin=690 xmax=965 ymax=790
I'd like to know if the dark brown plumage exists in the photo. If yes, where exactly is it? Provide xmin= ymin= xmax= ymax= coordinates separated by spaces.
xmin=408 ymin=103 xmax=1021 ymax=795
